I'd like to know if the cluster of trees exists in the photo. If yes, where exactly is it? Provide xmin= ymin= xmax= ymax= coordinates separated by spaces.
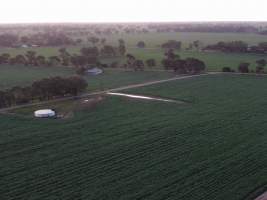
xmin=222 ymin=59 xmax=267 ymax=74
xmin=0 ymin=33 xmax=76 ymax=47
xmin=205 ymin=41 xmax=267 ymax=54
xmin=0 ymin=40 xmax=126 ymax=68
xmin=162 ymin=40 xmax=182 ymax=50
xmin=162 ymin=49 xmax=206 ymax=73
xmin=0 ymin=76 xmax=88 ymax=108
xmin=204 ymin=41 xmax=248 ymax=53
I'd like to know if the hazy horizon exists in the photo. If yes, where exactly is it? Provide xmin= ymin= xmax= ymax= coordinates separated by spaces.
xmin=1 ymin=0 xmax=267 ymax=23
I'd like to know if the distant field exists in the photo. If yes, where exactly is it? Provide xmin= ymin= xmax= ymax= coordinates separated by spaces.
xmin=92 ymin=32 xmax=267 ymax=48
xmin=128 ymin=48 xmax=267 ymax=71
xmin=1 ymin=74 xmax=267 ymax=200
xmin=1 ymin=32 xmax=267 ymax=72
xmin=0 ymin=65 xmax=176 ymax=90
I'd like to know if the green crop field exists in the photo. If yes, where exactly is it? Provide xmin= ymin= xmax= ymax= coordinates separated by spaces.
xmin=0 ymin=65 xmax=176 ymax=90
xmin=1 ymin=74 xmax=267 ymax=200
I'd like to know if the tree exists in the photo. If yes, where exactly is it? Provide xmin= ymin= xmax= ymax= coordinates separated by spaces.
xmin=134 ymin=60 xmax=145 ymax=71
xmin=185 ymin=58 xmax=206 ymax=73
xmin=36 ymin=56 xmax=46 ymax=66
xmin=126 ymin=54 xmax=136 ymax=68
xmin=222 ymin=67 xmax=232 ymax=72
xmin=59 ymin=48 xmax=71 ymax=66
xmin=256 ymin=59 xmax=266 ymax=73
xmin=80 ymin=47 xmax=99 ymax=64
xmin=15 ymin=55 xmax=27 ymax=65
xmin=146 ymin=59 xmax=156 ymax=68
xmin=66 ymin=76 xmax=88 ymax=96
xmin=118 ymin=39 xmax=126 ymax=56
xmin=137 ymin=41 xmax=146 ymax=48
xmin=25 ymin=51 xmax=37 ymax=66
xmin=256 ymin=59 xmax=267 ymax=67
xmin=48 ymin=56 xmax=61 ymax=67
xmin=87 ymin=36 xmax=99 ymax=46
xmin=238 ymin=62 xmax=250 ymax=73
xmin=101 ymin=38 xmax=106 ymax=46
xmin=193 ymin=40 xmax=202 ymax=51
xmin=76 ymin=67 xmax=87 ymax=75
xmin=1 ymin=53 xmax=11 ymax=64
xmin=162 ymin=40 xmax=182 ymax=50
xmin=100 ymin=45 xmax=116 ymax=57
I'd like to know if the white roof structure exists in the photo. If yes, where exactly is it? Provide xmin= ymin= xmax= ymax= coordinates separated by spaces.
xmin=34 ymin=109 xmax=56 ymax=118
xmin=87 ymin=67 xmax=103 ymax=75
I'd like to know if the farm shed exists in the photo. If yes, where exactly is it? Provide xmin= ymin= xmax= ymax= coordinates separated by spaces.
xmin=87 ymin=67 xmax=103 ymax=75
xmin=34 ymin=109 xmax=56 ymax=118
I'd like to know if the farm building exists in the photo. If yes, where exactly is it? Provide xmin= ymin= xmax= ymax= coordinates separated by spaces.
xmin=87 ymin=67 xmax=103 ymax=75
xmin=34 ymin=109 xmax=56 ymax=118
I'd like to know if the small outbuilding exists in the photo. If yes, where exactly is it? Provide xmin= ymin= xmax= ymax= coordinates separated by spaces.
xmin=87 ymin=67 xmax=103 ymax=75
xmin=34 ymin=109 xmax=56 ymax=118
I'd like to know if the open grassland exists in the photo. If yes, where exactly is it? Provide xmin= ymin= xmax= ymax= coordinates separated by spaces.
xmin=0 ymin=65 xmax=176 ymax=90
xmin=88 ymin=32 xmax=267 ymax=48
xmin=1 ymin=74 xmax=267 ymax=200
xmin=0 ymin=65 xmax=74 ymax=89
xmin=1 ymin=32 xmax=267 ymax=72
xmin=127 ymin=48 xmax=267 ymax=71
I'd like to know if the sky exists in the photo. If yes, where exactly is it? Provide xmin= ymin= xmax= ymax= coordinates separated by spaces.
xmin=1 ymin=0 xmax=267 ymax=23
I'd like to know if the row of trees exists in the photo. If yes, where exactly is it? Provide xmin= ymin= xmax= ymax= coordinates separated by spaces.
xmin=0 ymin=40 xmax=126 ymax=67
xmin=222 ymin=59 xmax=267 ymax=73
xmin=0 ymin=33 xmax=76 ymax=47
xmin=0 ymin=76 xmax=88 ymax=108
xmin=204 ymin=41 xmax=267 ymax=54
xmin=162 ymin=49 xmax=206 ymax=73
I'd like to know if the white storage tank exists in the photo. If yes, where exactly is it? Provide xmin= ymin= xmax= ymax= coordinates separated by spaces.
xmin=34 ymin=109 xmax=56 ymax=118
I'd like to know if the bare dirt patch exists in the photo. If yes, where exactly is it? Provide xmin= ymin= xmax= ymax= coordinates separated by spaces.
xmin=107 ymin=92 xmax=186 ymax=104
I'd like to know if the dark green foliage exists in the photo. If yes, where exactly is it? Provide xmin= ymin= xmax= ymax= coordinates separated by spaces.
xmin=161 ymin=40 xmax=182 ymax=50
xmin=205 ymin=41 xmax=248 ymax=52
xmin=137 ymin=41 xmax=146 ymax=48
xmin=238 ymin=62 xmax=250 ymax=73
xmin=222 ymin=67 xmax=232 ymax=72
xmin=0 ymin=76 xmax=88 ymax=108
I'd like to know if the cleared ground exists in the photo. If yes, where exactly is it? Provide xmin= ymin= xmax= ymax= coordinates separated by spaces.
xmin=1 ymin=74 xmax=267 ymax=200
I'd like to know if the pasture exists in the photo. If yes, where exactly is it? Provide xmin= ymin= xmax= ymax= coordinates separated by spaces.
xmin=1 ymin=74 xmax=267 ymax=200
xmin=0 ymin=65 xmax=176 ymax=90
xmin=1 ymin=31 xmax=267 ymax=72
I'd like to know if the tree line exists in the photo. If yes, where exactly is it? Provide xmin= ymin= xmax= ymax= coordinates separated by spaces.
xmin=0 ymin=39 xmax=126 ymax=68
xmin=222 ymin=59 xmax=267 ymax=74
xmin=0 ymin=76 xmax=88 ymax=108
xmin=162 ymin=49 xmax=206 ymax=73
xmin=204 ymin=41 xmax=267 ymax=54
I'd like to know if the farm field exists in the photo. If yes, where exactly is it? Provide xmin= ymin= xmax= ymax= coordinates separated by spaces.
xmin=0 ymin=65 xmax=176 ymax=90
xmin=0 ymin=65 xmax=74 ymax=89
xmin=0 ymin=47 xmax=265 ymax=73
xmin=127 ymin=48 xmax=267 ymax=71
xmin=1 ymin=74 xmax=267 ymax=200
xmin=83 ymin=32 xmax=267 ymax=47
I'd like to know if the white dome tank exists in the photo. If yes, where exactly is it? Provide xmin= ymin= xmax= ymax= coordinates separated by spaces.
xmin=34 ymin=109 xmax=56 ymax=118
